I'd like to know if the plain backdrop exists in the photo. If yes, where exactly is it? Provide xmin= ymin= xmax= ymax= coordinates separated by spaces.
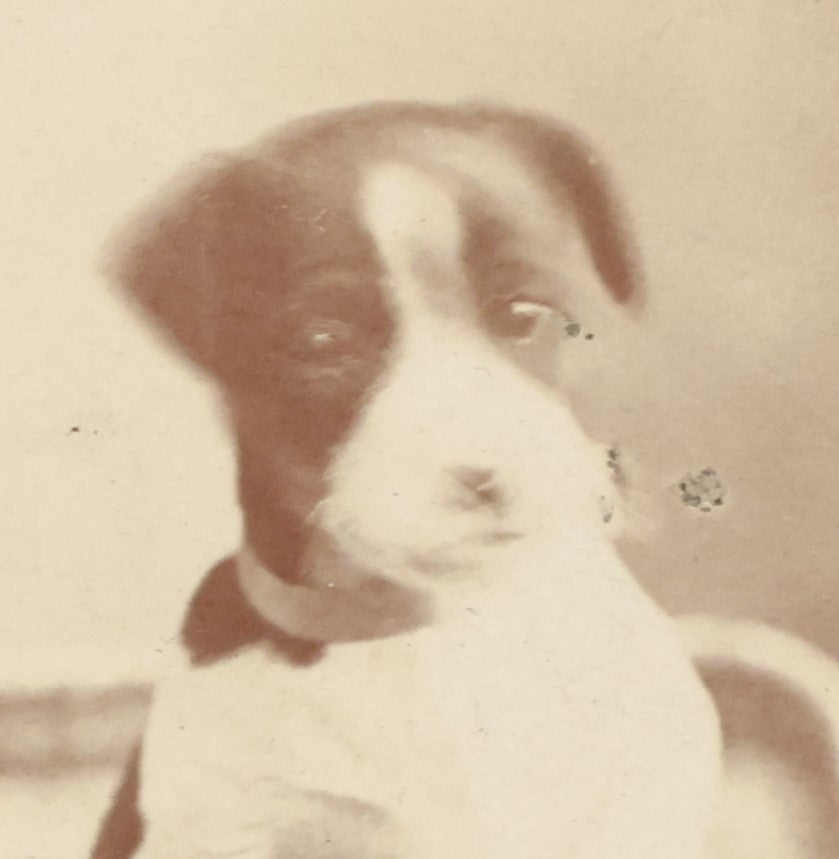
xmin=2 ymin=0 xmax=838 ymax=687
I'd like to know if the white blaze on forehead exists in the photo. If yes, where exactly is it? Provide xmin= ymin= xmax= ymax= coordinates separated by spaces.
xmin=359 ymin=162 xmax=467 ymax=318
xmin=400 ymin=129 xmax=568 ymax=242
xmin=399 ymin=129 xmax=620 ymax=327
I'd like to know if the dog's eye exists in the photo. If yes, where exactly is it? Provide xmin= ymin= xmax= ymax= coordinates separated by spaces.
xmin=484 ymin=298 xmax=557 ymax=343
xmin=290 ymin=320 xmax=357 ymax=361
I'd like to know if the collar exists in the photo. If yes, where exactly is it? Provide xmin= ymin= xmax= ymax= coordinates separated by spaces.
xmin=235 ymin=543 xmax=434 ymax=643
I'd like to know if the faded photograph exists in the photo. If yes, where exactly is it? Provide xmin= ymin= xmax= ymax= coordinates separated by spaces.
xmin=3 ymin=3 xmax=839 ymax=857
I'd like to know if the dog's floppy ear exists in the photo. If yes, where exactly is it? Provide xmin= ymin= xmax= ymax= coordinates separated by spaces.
xmin=105 ymin=157 xmax=288 ymax=374
xmin=471 ymin=106 xmax=644 ymax=305
xmin=524 ymin=119 xmax=643 ymax=305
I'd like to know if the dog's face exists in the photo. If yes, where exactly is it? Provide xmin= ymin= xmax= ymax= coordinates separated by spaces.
xmin=103 ymin=105 xmax=743 ymax=859
xmin=113 ymin=103 xmax=641 ymax=621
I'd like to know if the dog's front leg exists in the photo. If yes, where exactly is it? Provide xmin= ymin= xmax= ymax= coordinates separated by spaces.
xmin=132 ymin=650 xmax=423 ymax=859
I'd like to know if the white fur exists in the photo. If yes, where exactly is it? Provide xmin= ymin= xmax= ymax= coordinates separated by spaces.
xmin=139 ymin=536 xmax=722 ymax=858
xmin=314 ymin=162 xmax=613 ymax=587
xmin=135 ymin=158 xmax=725 ymax=857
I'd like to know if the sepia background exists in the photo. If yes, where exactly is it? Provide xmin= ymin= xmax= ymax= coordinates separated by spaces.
xmin=2 ymin=1 xmax=838 ymax=855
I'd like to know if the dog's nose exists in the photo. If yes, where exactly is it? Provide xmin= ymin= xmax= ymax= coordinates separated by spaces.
xmin=448 ymin=466 xmax=504 ymax=511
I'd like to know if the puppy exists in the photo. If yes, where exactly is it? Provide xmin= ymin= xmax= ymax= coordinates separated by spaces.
xmin=91 ymin=102 xmax=726 ymax=857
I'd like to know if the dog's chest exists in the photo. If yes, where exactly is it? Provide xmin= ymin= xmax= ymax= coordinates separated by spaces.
xmin=140 ymin=540 xmax=721 ymax=858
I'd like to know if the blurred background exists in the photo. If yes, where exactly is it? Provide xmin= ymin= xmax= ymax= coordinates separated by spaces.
xmin=2 ymin=1 xmax=838 ymax=855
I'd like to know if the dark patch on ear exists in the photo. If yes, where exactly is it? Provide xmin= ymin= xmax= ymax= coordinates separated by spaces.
xmin=467 ymin=105 xmax=644 ymax=305
xmin=106 ymin=157 xmax=292 ymax=375
xmin=181 ymin=557 xmax=324 ymax=666
xmin=536 ymin=128 xmax=642 ymax=305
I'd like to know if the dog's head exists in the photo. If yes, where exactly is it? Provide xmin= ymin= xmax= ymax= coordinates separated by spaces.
xmin=111 ymin=102 xmax=643 ymax=638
